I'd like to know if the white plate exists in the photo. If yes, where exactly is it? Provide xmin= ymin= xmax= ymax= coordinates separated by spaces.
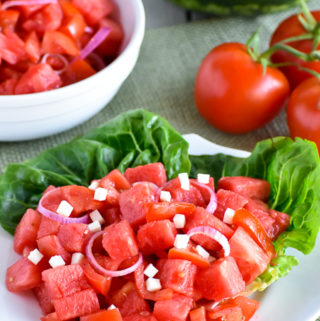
xmin=0 ymin=133 xmax=319 ymax=321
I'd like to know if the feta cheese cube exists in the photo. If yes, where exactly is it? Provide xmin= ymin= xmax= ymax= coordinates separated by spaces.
xmin=144 ymin=263 xmax=158 ymax=278
xmin=178 ymin=173 xmax=190 ymax=191
xmin=89 ymin=209 xmax=105 ymax=224
xmin=174 ymin=234 xmax=190 ymax=249
xmin=27 ymin=249 xmax=44 ymax=265
xmin=88 ymin=220 xmax=101 ymax=233
xmin=197 ymin=173 xmax=210 ymax=184
xmin=88 ymin=180 xmax=99 ymax=190
xmin=196 ymin=245 xmax=210 ymax=259
xmin=108 ymin=304 xmax=117 ymax=310
xmin=160 ymin=191 xmax=171 ymax=202
xmin=146 ymin=278 xmax=162 ymax=292
xmin=71 ymin=252 xmax=84 ymax=265
xmin=56 ymin=200 xmax=73 ymax=217
xmin=173 ymin=214 xmax=186 ymax=229
xmin=94 ymin=187 xmax=108 ymax=201
xmin=223 ymin=208 xmax=235 ymax=224
xmin=49 ymin=255 xmax=65 ymax=268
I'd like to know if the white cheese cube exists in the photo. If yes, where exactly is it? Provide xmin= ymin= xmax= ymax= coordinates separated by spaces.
xmin=27 ymin=249 xmax=44 ymax=265
xmin=197 ymin=173 xmax=210 ymax=184
xmin=94 ymin=187 xmax=108 ymax=201
xmin=178 ymin=173 xmax=190 ymax=191
xmin=49 ymin=255 xmax=65 ymax=268
xmin=173 ymin=214 xmax=186 ymax=229
xmin=71 ymin=252 xmax=84 ymax=265
xmin=88 ymin=180 xmax=99 ymax=190
xmin=108 ymin=304 xmax=117 ymax=310
xmin=223 ymin=208 xmax=235 ymax=224
xmin=144 ymin=263 xmax=158 ymax=278
xmin=196 ymin=245 xmax=210 ymax=259
xmin=146 ymin=278 xmax=162 ymax=292
xmin=160 ymin=191 xmax=171 ymax=202
xmin=174 ymin=234 xmax=190 ymax=249
xmin=89 ymin=209 xmax=105 ymax=224
xmin=88 ymin=220 xmax=101 ymax=233
xmin=56 ymin=200 xmax=73 ymax=217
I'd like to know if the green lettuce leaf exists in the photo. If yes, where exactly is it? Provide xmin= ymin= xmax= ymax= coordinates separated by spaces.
xmin=0 ymin=109 xmax=190 ymax=234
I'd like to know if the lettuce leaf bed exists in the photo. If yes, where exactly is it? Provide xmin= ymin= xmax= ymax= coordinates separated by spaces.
xmin=1 ymin=109 xmax=320 ymax=291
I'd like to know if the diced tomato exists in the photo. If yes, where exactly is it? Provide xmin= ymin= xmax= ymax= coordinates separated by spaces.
xmin=184 ymin=207 xmax=233 ymax=251
xmin=0 ymin=10 xmax=20 ymax=31
xmin=269 ymin=209 xmax=291 ymax=240
xmin=15 ymin=63 xmax=61 ymax=94
xmin=72 ymin=0 xmax=113 ymax=25
xmin=102 ymin=207 xmax=121 ymax=225
xmin=6 ymin=256 xmax=42 ymax=292
xmin=57 ymin=223 xmax=90 ymax=253
xmin=153 ymin=293 xmax=193 ymax=321
xmin=60 ymin=4 xmax=85 ymax=41
xmin=123 ymin=312 xmax=157 ymax=321
xmin=207 ymin=303 xmax=243 ymax=321
xmin=134 ymin=263 xmax=174 ymax=301
xmin=218 ymin=176 xmax=270 ymax=201
xmin=119 ymin=182 xmax=157 ymax=228
xmin=37 ymin=216 xmax=61 ymax=239
xmin=157 ymin=258 xmax=197 ymax=297
xmin=0 ymin=30 xmax=26 ymax=64
xmin=99 ymin=169 xmax=131 ymax=191
xmin=33 ymin=283 xmax=55 ymax=315
xmin=229 ymin=227 xmax=270 ymax=284
xmin=25 ymin=31 xmax=41 ymax=63
xmin=146 ymin=202 xmax=195 ymax=222
xmin=102 ymin=220 xmax=139 ymax=261
xmin=42 ymin=264 xmax=90 ymax=300
xmin=195 ymin=256 xmax=245 ymax=301
xmin=80 ymin=309 xmax=123 ymax=321
xmin=0 ymin=78 xmax=17 ymax=94
xmin=163 ymin=178 xmax=206 ymax=207
xmin=232 ymin=296 xmax=260 ymax=321
xmin=13 ymin=208 xmax=41 ymax=254
xmin=97 ymin=18 xmax=124 ymax=57
xmin=42 ymin=30 xmax=79 ymax=56
xmin=62 ymin=59 xmax=96 ymax=85
xmin=37 ymin=235 xmax=71 ymax=263
xmin=214 ymin=189 xmax=248 ymax=220
xmin=168 ymin=248 xmax=210 ymax=268
xmin=137 ymin=220 xmax=177 ymax=255
xmin=189 ymin=306 xmax=206 ymax=321
xmin=110 ymin=281 xmax=150 ymax=317
xmin=233 ymin=209 xmax=276 ymax=259
xmin=54 ymin=288 xmax=100 ymax=320
xmin=124 ymin=162 xmax=167 ymax=187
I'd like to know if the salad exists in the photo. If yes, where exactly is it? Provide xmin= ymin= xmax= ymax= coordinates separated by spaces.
xmin=0 ymin=0 xmax=123 ymax=95
xmin=2 ymin=109 xmax=320 ymax=320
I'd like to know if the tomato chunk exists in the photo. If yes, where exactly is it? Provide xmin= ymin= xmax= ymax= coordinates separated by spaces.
xmin=42 ymin=31 xmax=79 ymax=56
xmin=189 ymin=306 xmax=206 ymax=321
xmin=232 ymin=296 xmax=260 ymax=321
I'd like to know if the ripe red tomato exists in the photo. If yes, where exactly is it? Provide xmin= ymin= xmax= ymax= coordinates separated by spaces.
xmin=270 ymin=11 xmax=320 ymax=90
xmin=287 ymin=77 xmax=320 ymax=149
xmin=194 ymin=43 xmax=290 ymax=134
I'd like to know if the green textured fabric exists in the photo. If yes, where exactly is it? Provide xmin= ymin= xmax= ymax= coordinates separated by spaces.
xmin=0 ymin=0 xmax=318 ymax=173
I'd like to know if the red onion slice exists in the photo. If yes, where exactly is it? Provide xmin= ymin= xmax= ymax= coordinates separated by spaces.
xmin=41 ymin=53 xmax=69 ymax=74
xmin=190 ymin=180 xmax=217 ymax=214
xmin=76 ymin=27 xmax=111 ymax=61
xmin=187 ymin=226 xmax=230 ymax=257
xmin=37 ymin=187 xmax=90 ymax=224
xmin=86 ymin=231 xmax=143 ymax=277
xmin=2 ymin=0 xmax=56 ymax=10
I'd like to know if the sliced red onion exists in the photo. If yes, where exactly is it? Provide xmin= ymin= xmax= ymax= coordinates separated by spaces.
xmin=190 ymin=180 xmax=217 ymax=214
xmin=87 ymin=53 xmax=106 ymax=71
xmin=2 ymin=0 xmax=56 ymax=10
xmin=41 ymin=53 xmax=69 ymax=74
xmin=187 ymin=226 xmax=230 ymax=257
xmin=37 ymin=187 xmax=90 ymax=224
xmin=86 ymin=231 xmax=143 ymax=277
xmin=76 ymin=27 xmax=111 ymax=61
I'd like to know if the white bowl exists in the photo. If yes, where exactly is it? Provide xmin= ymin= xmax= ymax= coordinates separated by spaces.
xmin=0 ymin=0 xmax=145 ymax=142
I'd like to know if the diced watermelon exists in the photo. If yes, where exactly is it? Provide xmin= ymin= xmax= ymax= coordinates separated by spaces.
xmin=119 ymin=182 xmax=157 ymax=228
xmin=137 ymin=220 xmax=177 ymax=255
xmin=14 ymin=208 xmax=41 ymax=254
xmin=207 ymin=303 xmax=243 ymax=321
xmin=214 ymin=189 xmax=248 ymax=220
xmin=232 ymin=296 xmax=260 ymax=321
xmin=0 ymin=78 xmax=18 ymax=94
xmin=153 ymin=293 xmax=193 ymax=321
xmin=41 ymin=312 xmax=62 ymax=321
xmin=110 ymin=281 xmax=150 ymax=317
xmin=42 ymin=264 xmax=90 ymax=300
xmin=218 ymin=176 xmax=270 ymax=201
xmin=229 ymin=227 xmax=270 ymax=284
xmin=0 ymin=29 xmax=26 ymax=64
xmin=189 ymin=306 xmax=206 ymax=321
xmin=163 ymin=178 xmax=206 ymax=207
xmin=37 ymin=216 xmax=61 ymax=239
xmin=124 ymin=163 xmax=167 ymax=187
xmin=33 ymin=283 xmax=55 ymax=315
xmin=57 ymin=223 xmax=90 ymax=253
xmin=269 ymin=209 xmax=290 ymax=240
xmin=102 ymin=220 xmax=139 ymax=261
xmin=99 ymin=169 xmax=131 ymax=191
xmin=123 ymin=312 xmax=157 ymax=321
xmin=101 ymin=207 xmax=121 ymax=225
xmin=80 ymin=309 xmax=123 ymax=321
xmin=184 ymin=207 xmax=233 ymax=251
xmin=157 ymin=259 xmax=197 ymax=297
xmin=25 ymin=31 xmax=41 ymax=63
xmin=54 ymin=288 xmax=100 ymax=320
xmin=6 ymin=257 xmax=42 ymax=292
xmin=37 ymin=235 xmax=71 ymax=263
xmin=195 ymin=257 xmax=245 ymax=301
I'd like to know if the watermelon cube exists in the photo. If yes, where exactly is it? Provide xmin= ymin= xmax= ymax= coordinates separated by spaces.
xmin=99 ymin=169 xmax=131 ymax=191
xmin=37 ymin=216 xmax=61 ymax=239
xmin=33 ymin=283 xmax=54 ymax=315
xmin=123 ymin=312 xmax=157 ymax=321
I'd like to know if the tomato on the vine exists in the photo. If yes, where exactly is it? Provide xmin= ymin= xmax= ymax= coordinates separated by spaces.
xmin=287 ymin=77 xmax=320 ymax=149
xmin=270 ymin=10 xmax=320 ymax=90
xmin=194 ymin=42 xmax=290 ymax=134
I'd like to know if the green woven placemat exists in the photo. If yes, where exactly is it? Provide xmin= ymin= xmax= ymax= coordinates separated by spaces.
xmin=0 ymin=0 xmax=318 ymax=172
